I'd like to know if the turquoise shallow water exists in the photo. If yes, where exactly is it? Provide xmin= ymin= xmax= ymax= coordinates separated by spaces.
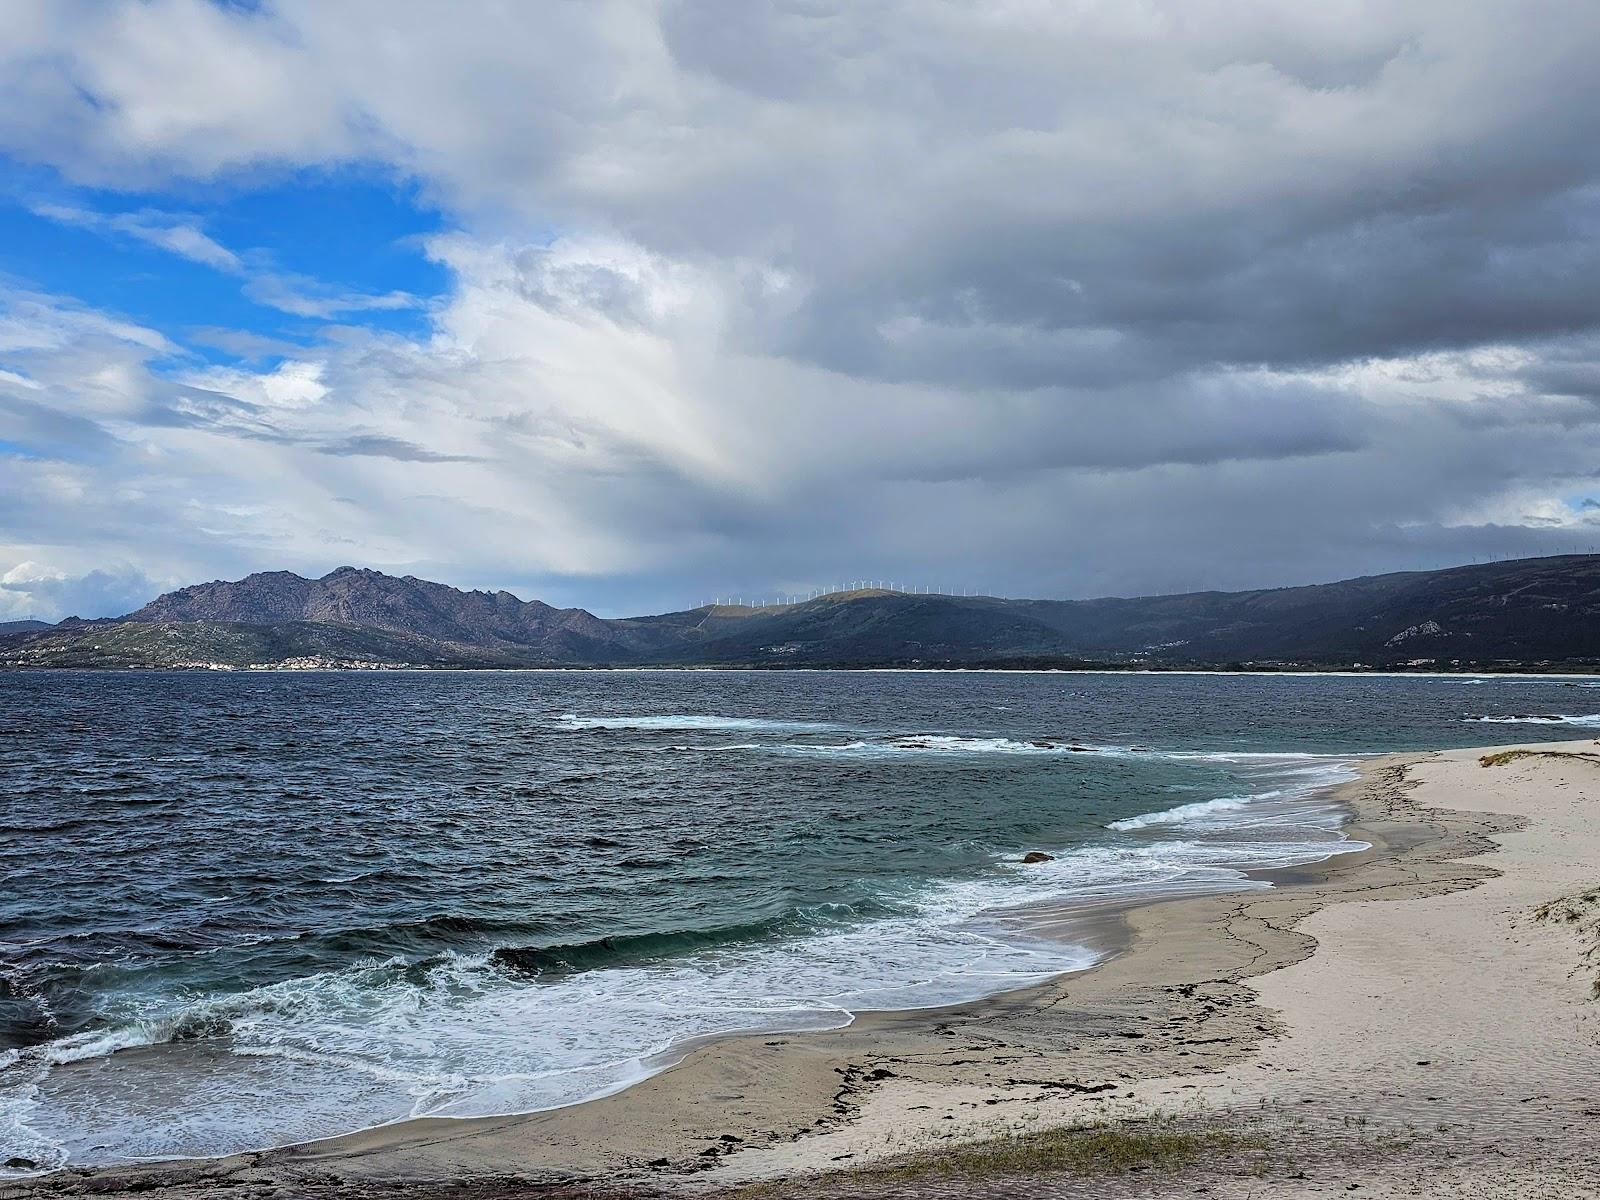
xmin=2 ymin=669 xmax=1597 ymax=1169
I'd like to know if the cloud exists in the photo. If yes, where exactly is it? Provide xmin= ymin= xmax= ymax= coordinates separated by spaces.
xmin=313 ymin=434 xmax=482 ymax=463
xmin=0 ymin=561 xmax=162 ymax=621
xmin=186 ymin=326 xmax=308 ymax=361
xmin=29 ymin=199 xmax=422 ymax=319
xmin=31 ymin=201 xmax=243 ymax=270
xmin=12 ymin=1 xmax=1596 ymax=393
xmin=1 ymin=2 xmax=1600 ymax=614
xmin=239 ymin=275 xmax=421 ymax=320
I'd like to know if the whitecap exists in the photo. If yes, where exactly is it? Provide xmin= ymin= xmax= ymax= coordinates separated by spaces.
xmin=1465 ymin=713 xmax=1600 ymax=726
xmin=1106 ymin=755 xmax=1359 ymax=833
xmin=553 ymin=714 xmax=838 ymax=732
xmin=779 ymin=735 xmax=1097 ymax=757
xmin=1109 ymin=793 xmax=1266 ymax=830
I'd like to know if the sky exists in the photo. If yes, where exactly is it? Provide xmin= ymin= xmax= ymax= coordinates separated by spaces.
xmin=3 ymin=1 xmax=1600 ymax=621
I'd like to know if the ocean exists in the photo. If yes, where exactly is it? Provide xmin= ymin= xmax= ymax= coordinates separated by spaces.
xmin=3 ymin=668 xmax=1598 ymax=1171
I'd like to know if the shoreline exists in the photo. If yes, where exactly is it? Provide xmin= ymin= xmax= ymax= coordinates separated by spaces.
xmin=7 ymin=664 xmax=1600 ymax=677
xmin=7 ymin=738 xmax=1599 ymax=1196
xmin=3 ymin=757 xmax=1368 ymax=1182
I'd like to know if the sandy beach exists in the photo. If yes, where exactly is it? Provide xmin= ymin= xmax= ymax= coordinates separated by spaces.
xmin=6 ymin=737 xmax=1598 ymax=1199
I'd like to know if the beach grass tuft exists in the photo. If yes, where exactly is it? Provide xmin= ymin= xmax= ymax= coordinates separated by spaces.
xmin=730 ymin=1120 xmax=1251 ymax=1195
xmin=876 ymin=1123 xmax=1245 ymax=1179
xmin=1478 ymin=748 xmax=1600 ymax=769
xmin=1532 ymin=886 xmax=1600 ymax=1000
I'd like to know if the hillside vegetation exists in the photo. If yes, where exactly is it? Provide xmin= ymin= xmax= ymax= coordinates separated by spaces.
xmin=5 ymin=555 xmax=1599 ymax=671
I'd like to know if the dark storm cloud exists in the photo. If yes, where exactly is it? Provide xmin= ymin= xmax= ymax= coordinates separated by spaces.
xmin=784 ymin=184 xmax=1600 ymax=393
xmin=604 ymin=3 xmax=1600 ymax=396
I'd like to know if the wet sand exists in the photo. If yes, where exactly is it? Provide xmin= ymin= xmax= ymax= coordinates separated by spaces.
xmin=7 ymin=739 xmax=1598 ymax=1198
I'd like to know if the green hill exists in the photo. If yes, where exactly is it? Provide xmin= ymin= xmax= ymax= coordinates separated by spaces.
xmin=5 ymin=555 xmax=1599 ymax=671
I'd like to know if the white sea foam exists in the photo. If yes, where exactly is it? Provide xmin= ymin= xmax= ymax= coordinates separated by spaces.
xmin=1105 ymin=753 xmax=1358 ymax=834
xmin=779 ymin=735 xmax=1098 ymax=758
xmin=554 ymin=713 xmax=838 ymax=732
xmin=0 ymin=1076 xmax=63 ymax=1177
xmin=1146 ymin=750 xmax=1354 ymax=763
xmin=1109 ymin=793 xmax=1264 ymax=830
xmin=7 ymin=877 xmax=1100 ymax=1163
xmin=616 ymin=723 xmax=1358 ymax=766
xmin=1465 ymin=713 xmax=1600 ymax=726
xmin=36 ymin=1028 xmax=159 ymax=1068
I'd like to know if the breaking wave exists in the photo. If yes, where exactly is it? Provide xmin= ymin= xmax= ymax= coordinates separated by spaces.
xmin=1106 ymin=756 xmax=1358 ymax=833
xmin=1109 ymin=793 xmax=1264 ymax=830
xmin=779 ymin=734 xmax=1101 ymax=757
xmin=554 ymin=713 xmax=838 ymax=732
xmin=1466 ymin=713 xmax=1600 ymax=726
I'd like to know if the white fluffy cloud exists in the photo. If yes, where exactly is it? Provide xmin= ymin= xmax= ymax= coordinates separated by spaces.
xmin=3 ymin=1 xmax=1600 ymax=618
xmin=0 ymin=561 xmax=160 ymax=622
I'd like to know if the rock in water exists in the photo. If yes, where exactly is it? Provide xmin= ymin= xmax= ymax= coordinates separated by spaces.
xmin=1021 ymin=851 xmax=1055 ymax=864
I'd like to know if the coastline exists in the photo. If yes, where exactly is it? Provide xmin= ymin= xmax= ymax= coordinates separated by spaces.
xmin=7 ymin=738 xmax=1599 ymax=1196
xmin=7 ymin=664 xmax=1600 ymax=676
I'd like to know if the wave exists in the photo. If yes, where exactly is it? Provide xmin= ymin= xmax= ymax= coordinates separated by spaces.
xmin=8 ymin=908 xmax=892 ymax=1074
xmin=630 ymin=728 xmax=1360 ymax=766
xmin=1109 ymin=792 xmax=1267 ymax=830
xmin=1145 ymin=750 xmax=1355 ymax=763
xmin=289 ymin=912 xmax=561 ymax=956
xmin=489 ymin=908 xmax=876 ymax=977
xmin=3 ymin=890 xmax=1094 ymax=1164
xmin=1106 ymin=755 xmax=1358 ymax=833
xmin=7 ymin=985 xmax=263 ymax=1072
xmin=780 ymin=735 xmax=1101 ymax=757
xmin=554 ymin=713 xmax=838 ymax=732
xmin=31 ymin=1010 xmax=236 ymax=1067
xmin=783 ymin=739 xmax=1358 ymax=766
xmin=1465 ymin=713 xmax=1600 ymax=726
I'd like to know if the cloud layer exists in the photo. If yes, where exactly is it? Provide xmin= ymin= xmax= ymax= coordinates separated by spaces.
xmin=3 ymin=0 xmax=1600 ymax=619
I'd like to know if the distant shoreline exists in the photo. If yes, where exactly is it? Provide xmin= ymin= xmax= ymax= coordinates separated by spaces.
xmin=7 ymin=554 xmax=1599 ymax=674
xmin=5 ymin=662 xmax=1600 ymax=677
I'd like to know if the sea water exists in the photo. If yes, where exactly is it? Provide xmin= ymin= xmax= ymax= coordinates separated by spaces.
xmin=2 ymin=668 xmax=1596 ymax=1170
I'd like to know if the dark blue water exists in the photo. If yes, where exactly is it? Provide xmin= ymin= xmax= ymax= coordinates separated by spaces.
xmin=2 ymin=669 xmax=1596 ymax=1170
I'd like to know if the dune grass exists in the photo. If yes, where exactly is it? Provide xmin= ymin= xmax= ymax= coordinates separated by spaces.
xmin=729 ymin=1121 xmax=1251 ymax=1196
xmin=1533 ymin=887 xmax=1600 ymax=999
xmin=1478 ymin=748 xmax=1600 ymax=769
xmin=863 ymin=1123 xmax=1244 ymax=1180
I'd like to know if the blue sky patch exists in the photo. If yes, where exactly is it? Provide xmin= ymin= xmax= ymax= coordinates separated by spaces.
xmin=0 ymin=160 xmax=449 ymax=365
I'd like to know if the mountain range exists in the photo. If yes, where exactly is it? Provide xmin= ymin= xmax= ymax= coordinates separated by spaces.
xmin=4 ymin=555 xmax=1600 ymax=671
